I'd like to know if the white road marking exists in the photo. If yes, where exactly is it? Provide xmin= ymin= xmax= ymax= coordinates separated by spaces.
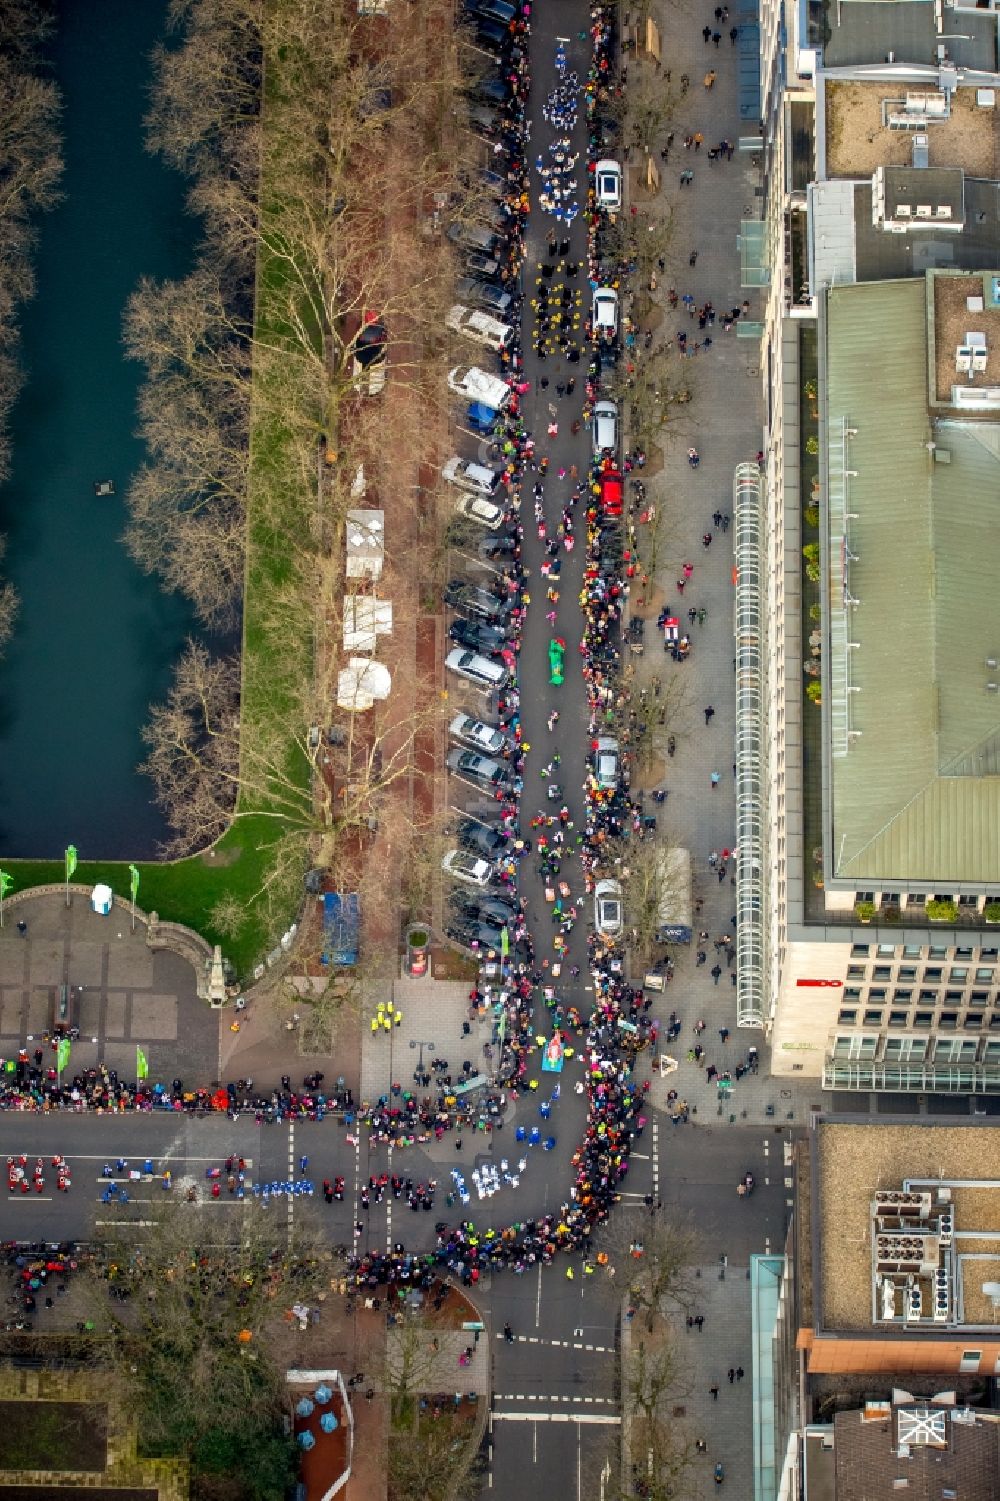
xmin=535 ymin=1260 xmax=542 ymax=1328
xmin=652 ymin=1120 xmax=660 ymax=1202
xmin=492 ymin=1413 xmax=620 ymax=1425
xmin=496 ymin=1333 xmax=613 ymax=1354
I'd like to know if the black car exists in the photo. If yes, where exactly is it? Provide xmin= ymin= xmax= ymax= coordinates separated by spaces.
xmin=478 ymin=534 xmax=518 ymax=562
xmin=455 ymin=278 xmax=514 ymax=316
xmin=449 ymin=617 xmax=508 ymax=654
xmin=450 ymin=891 xmax=518 ymax=926
xmin=444 ymin=579 xmax=513 ymax=622
xmin=470 ymin=73 xmax=511 ymax=107
xmin=465 ymin=0 xmax=517 ymax=24
xmin=458 ymin=818 xmax=509 ymax=858
xmin=468 ymin=103 xmax=502 ymax=140
xmin=478 ymin=167 xmax=509 ymax=197
xmin=471 ymin=17 xmax=513 ymax=54
xmin=445 ymin=920 xmax=507 ymax=952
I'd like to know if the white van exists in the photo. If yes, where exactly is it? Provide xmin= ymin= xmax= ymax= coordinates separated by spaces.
xmin=447 ymin=304 xmax=514 ymax=353
xmin=442 ymin=455 xmax=502 ymax=496
xmin=592 ymin=398 xmax=619 ymax=455
xmin=448 ymin=365 xmax=510 ymax=410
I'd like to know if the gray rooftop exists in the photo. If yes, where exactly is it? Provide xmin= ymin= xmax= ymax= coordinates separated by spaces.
xmin=824 ymin=277 xmax=1000 ymax=886
xmin=824 ymin=2 xmax=998 ymax=73
xmin=811 ymin=178 xmax=1000 ymax=288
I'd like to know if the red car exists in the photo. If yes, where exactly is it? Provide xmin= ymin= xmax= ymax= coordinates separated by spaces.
xmin=599 ymin=468 xmax=624 ymax=517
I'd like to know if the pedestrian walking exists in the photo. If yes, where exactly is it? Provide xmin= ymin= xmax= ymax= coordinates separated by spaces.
xmin=710 ymin=771 xmax=720 ymax=788
xmin=728 ymin=1368 xmax=736 ymax=1384
xmin=696 ymin=1315 xmax=705 ymax=1330
xmin=736 ymin=1366 xmax=745 ymax=1380
xmin=704 ymin=705 xmax=715 ymax=723
xmin=730 ymin=25 xmax=739 ymax=43
xmin=712 ymin=965 xmax=722 ymax=985
xmin=710 ymin=1384 xmax=719 ymax=1400
xmin=720 ymin=1026 xmax=730 ymax=1043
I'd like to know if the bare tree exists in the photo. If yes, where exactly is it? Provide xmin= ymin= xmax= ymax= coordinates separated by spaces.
xmin=597 ymin=1214 xmax=698 ymax=1331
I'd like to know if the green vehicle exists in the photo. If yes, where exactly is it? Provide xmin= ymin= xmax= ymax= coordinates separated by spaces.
xmin=549 ymin=636 xmax=566 ymax=685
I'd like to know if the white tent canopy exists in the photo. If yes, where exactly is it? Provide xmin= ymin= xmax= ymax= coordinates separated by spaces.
xmin=345 ymin=509 xmax=385 ymax=580
xmin=337 ymin=657 xmax=392 ymax=712
xmin=91 ymin=883 xmax=114 ymax=915
xmin=343 ymin=596 xmax=393 ymax=653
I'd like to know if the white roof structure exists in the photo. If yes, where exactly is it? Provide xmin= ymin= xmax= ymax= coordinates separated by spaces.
xmin=343 ymin=596 xmax=393 ymax=653
xmin=345 ymin=509 xmax=385 ymax=580
xmin=91 ymin=883 xmax=114 ymax=915
xmin=337 ymin=657 xmax=392 ymax=712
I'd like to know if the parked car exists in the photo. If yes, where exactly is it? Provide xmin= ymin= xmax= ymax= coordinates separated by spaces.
xmin=445 ymin=647 xmax=508 ymax=691
xmin=448 ymin=365 xmax=510 ymax=409
xmin=478 ymin=167 xmax=508 ymax=196
xmin=594 ymin=159 xmax=622 ymax=212
xmin=449 ymin=616 xmax=508 ymax=654
xmin=443 ymin=849 xmax=495 ymax=888
xmin=455 ymin=277 xmax=514 ymax=316
xmin=444 ymin=581 xmax=513 ymax=623
xmin=447 ymin=304 xmax=514 ymax=352
xmin=447 ymin=221 xmax=502 ymax=258
xmin=449 ymin=712 xmax=508 ymax=754
xmin=469 ymin=72 xmax=511 ymax=106
xmin=463 ymin=251 xmax=502 ymax=280
xmin=457 ymin=818 xmax=509 ymax=858
xmin=450 ymin=891 xmax=518 ymax=926
xmin=592 ymin=735 xmax=621 ymax=791
xmin=443 ymin=455 xmax=503 ymax=496
xmin=455 ymin=493 xmax=506 ymax=530
xmin=592 ymin=398 xmax=619 ymax=456
xmin=464 ymin=0 xmax=516 ymax=24
xmin=594 ymin=878 xmax=623 ymax=938
xmin=592 ymin=286 xmax=619 ymax=338
xmin=447 ymin=748 xmax=511 ymax=790
xmin=445 ymin=919 xmax=506 ymax=951
xmin=467 ymin=103 xmax=502 ymax=139
xmin=478 ymin=533 xmax=517 ymax=562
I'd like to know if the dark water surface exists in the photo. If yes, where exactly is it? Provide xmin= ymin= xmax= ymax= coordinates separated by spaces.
xmin=0 ymin=0 xmax=195 ymax=858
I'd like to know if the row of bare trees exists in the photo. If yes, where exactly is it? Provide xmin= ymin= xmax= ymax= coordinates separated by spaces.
xmin=0 ymin=0 xmax=65 ymax=653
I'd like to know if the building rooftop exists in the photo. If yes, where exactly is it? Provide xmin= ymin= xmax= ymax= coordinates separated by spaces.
xmin=823 ymin=2 xmax=998 ymax=73
xmin=824 ymin=82 xmax=1000 ymax=182
xmin=823 ymin=275 xmax=1000 ymax=886
xmin=815 ymin=1120 xmax=1000 ymax=1333
xmin=833 ymin=1401 xmax=1000 ymax=1501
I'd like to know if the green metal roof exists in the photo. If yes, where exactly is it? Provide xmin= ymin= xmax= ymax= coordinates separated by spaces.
xmin=825 ymin=278 xmax=1000 ymax=885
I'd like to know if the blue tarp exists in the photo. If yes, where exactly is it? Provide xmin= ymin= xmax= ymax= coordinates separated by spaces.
xmin=323 ymin=892 xmax=360 ymax=966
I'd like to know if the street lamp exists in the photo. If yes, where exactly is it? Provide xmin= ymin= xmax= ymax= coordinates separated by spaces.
xmin=409 ymin=1038 xmax=436 ymax=1075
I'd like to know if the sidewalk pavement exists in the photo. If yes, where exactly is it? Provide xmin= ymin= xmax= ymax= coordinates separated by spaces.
xmin=619 ymin=4 xmax=766 ymax=1499
xmin=358 ymin=973 xmax=481 ymax=1105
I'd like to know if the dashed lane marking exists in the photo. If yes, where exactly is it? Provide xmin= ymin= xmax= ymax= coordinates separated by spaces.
xmin=496 ymin=1333 xmax=613 ymax=1353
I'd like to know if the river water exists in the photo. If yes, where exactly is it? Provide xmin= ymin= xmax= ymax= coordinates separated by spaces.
xmin=0 ymin=0 xmax=195 ymax=859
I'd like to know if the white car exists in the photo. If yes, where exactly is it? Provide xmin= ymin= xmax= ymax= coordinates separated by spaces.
xmin=594 ymin=878 xmax=623 ymax=937
xmin=445 ymin=647 xmax=508 ymax=691
xmin=456 ymin=493 xmax=505 ymax=530
xmin=443 ymin=849 xmax=494 ymax=888
xmin=442 ymin=455 xmax=502 ymax=497
xmin=446 ymin=304 xmax=514 ymax=352
xmin=592 ymin=287 xmax=619 ymax=338
xmin=595 ymin=159 xmax=622 ymax=212
xmin=448 ymin=364 xmax=510 ymax=410
xmin=450 ymin=713 xmax=508 ymax=755
xmin=593 ymin=735 xmax=620 ymax=791
xmin=592 ymin=398 xmax=619 ymax=455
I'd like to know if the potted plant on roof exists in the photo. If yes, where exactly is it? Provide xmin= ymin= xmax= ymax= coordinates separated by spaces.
xmin=854 ymin=900 xmax=876 ymax=924
xmin=925 ymin=898 xmax=958 ymax=923
xmin=984 ymin=901 xmax=1000 ymax=924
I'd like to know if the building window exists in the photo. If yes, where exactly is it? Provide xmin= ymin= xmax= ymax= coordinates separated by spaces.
xmin=975 ymin=968 xmax=994 ymax=982
xmin=959 ymin=1350 xmax=982 ymax=1373
xmin=893 ymin=990 xmax=912 ymax=1004
xmin=844 ymin=987 xmax=861 ymax=1002
xmin=856 ymin=891 xmax=875 ymax=903
xmin=955 ymin=947 xmax=973 ymax=959
xmin=969 ymin=992 xmax=989 ymax=1007
xmin=929 ymin=945 xmax=948 ymax=959
xmin=950 ymin=968 xmax=968 ymax=982
xmin=924 ymin=967 xmax=943 ymax=981
xmin=939 ymin=1012 xmax=959 ymax=1029
xmin=883 ymin=1036 xmax=928 ymax=1062
xmin=963 ymin=1014 xmax=982 ymax=1029
xmin=982 ymin=947 xmax=998 ymax=959
xmin=984 ymin=1040 xmax=1000 ymax=1061
xmin=876 ymin=944 xmax=896 ymax=958
xmin=936 ymin=1037 xmax=975 ymax=1062
xmin=914 ymin=1011 xmax=933 ymax=1027
xmin=908 ymin=895 xmax=926 ymax=907
xmin=888 ymin=1011 xmax=909 ymax=1027
xmin=838 ymin=1009 xmax=857 ymax=1024
xmin=990 ymin=1013 xmax=1000 ymax=1030
xmin=898 ymin=967 xmax=917 ymax=981
xmin=902 ymin=945 xmax=923 ymax=959
xmin=873 ymin=966 xmax=892 ymax=981
xmin=869 ymin=988 xmax=887 ymax=1002
xmin=919 ymin=990 xmax=938 ymax=1003
xmin=944 ymin=992 xmax=964 ymax=1006
xmin=864 ymin=1009 xmax=883 ymax=1025
xmin=851 ymin=944 xmax=870 ymax=958
xmin=832 ymin=1033 xmax=878 ymax=1059
xmin=958 ymin=894 xmax=977 ymax=908
xmin=847 ymin=965 xmax=867 ymax=979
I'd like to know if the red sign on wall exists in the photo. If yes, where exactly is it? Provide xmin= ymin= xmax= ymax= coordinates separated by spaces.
xmin=796 ymin=979 xmax=843 ymax=987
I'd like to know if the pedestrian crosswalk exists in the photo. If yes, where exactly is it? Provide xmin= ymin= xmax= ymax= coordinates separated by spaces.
xmin=496 ymin=1332 xmax=614 ymax=1354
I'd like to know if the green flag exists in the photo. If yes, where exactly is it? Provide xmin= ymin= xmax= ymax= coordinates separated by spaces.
xmin=136 ymin=1046 xmax=149 ymax=1080
xmin=129 ymin=864 xmax=140 ymax=902
xmin=56 ymin=1036 xmax=71 ymax=1074
xmin=65 ymin=845 xmax=78 ymax=881
xmin=0 ymin=870 xmax=12 ymax=899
